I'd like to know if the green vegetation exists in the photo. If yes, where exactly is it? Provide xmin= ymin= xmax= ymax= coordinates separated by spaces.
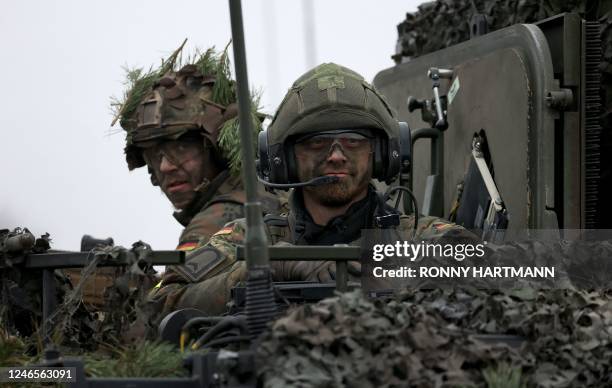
xmin=84 ymin=341 xmax=186 ymax=378
xmin=483 ymin=363 xmax=524 ymax=388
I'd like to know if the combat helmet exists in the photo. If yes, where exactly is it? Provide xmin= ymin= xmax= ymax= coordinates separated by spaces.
xmin=112 ymin=40 xmax=260 ymax=177
xmin=258 ymin=63 xmax=410 ymax=185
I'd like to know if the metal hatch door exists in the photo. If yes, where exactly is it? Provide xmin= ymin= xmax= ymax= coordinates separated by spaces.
xmin=374 ymin=23 xmax=561 ymax=231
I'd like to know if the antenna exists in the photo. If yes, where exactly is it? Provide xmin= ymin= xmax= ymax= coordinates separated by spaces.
xmin=302 ymin=0 xmax=317 ymax=68
xmin=228 ymin=0 xmax=277 ymax=338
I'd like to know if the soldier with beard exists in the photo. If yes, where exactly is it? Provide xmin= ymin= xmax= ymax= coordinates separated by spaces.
xmin=147 ymin=63 xmax=476 ymax=318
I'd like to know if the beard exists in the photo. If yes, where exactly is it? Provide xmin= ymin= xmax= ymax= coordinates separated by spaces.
xmin=300 ymin=159 xmax=372 ymax=208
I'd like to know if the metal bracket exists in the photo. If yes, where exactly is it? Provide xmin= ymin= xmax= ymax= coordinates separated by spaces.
xmin=472 ymin=137 xmax=509 ymax=241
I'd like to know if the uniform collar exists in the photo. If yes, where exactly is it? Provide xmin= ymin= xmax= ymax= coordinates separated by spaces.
xmin=288 ymin=185 xmax=378 ymax=245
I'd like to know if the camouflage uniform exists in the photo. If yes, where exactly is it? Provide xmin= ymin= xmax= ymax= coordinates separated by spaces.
xmin=110 ymin=47 xmax=284 ymax=332
xmin=111 ymin=46 xmax=284 ymax=253
xmin=146 ymin=63 xmax=479 ymax=321
xmin=153 ymin=170 xmax=281 ymax=299
xmin=171 ymin=170 xmax=280 ymax=250
xmin=148 ymin=186 xmax=476 ymax=318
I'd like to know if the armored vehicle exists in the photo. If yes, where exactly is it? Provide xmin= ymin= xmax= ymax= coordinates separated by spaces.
xmin=374 ymin=1 xmax=611 ymax=236
xmin=3 ymin=3 xmax=612 ymax=387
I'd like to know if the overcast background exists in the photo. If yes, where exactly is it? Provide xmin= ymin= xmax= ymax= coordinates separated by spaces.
xmin=0 ymin=0 xmax=419 ymax=251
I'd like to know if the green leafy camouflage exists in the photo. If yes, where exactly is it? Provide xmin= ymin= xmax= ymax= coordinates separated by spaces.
xmin=217 ymin=98 xmax=263 ymax=176
xmin=0 ymin=328 xmax=31 ymax=367
xmin=110 ymin=39 xmax=187 ymax=130
xmin=111 ymin=39 xmax=236 ymax=130
xmin=111 ymin=39 xmax=263 ymax=176
xmin=84 ymin=341 xmax=186 ymax=378
xmin=483 ymin=364 xmax=525 ymax=388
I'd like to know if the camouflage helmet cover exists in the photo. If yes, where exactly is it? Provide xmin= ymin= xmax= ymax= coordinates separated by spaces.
xmin=113 ymin=42 xmax=256 ymax=174
xmin=266 ymin=63 xmax=399 ymax=147
xmin=123 ymin=65 xmax=237 ymax=170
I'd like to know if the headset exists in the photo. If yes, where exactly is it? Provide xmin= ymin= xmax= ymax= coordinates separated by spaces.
xmin=257 ymin=122 xmax=412 ymax=190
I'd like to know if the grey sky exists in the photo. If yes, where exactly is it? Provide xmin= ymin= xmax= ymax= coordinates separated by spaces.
xmin=0 ymin=0 xmax=418 ymax=250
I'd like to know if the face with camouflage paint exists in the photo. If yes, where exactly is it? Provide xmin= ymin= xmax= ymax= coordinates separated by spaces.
xmin=143 ymin=135 xmax=221 ymax=210
xmin=294 ymin=132 xmax=373 ymax=208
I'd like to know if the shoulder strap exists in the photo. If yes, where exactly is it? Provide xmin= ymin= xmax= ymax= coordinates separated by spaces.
xmin=263 ymin=214 xmax=290 ymax=244
xmin=208 ymin=192 xmax=245 ymax=207
xmin=373 ymin=192 xmax=401 ymax=228
xmin=206 ymin=173 xmax=247 ymax=207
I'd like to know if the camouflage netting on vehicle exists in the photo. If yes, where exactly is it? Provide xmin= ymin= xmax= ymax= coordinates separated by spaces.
xmin=257 ymin=288 xmax=612 ymax=387
xmin=0 ymin=227 xmax=160 ymax=366
xmin=65 ymin=242 xmax=160 ymax=348
xmin=3 ymin=280 xmax=611 ymax=386
xmin=0 ymin=228 xmax=99 ymax=356
xmin=394 ymin=0 xmax=589 ymax=60
xmin=1 ymin=228 xmax=54 ymax=338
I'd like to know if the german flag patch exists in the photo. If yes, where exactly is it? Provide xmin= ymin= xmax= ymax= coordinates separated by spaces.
xmin=432 ymin=222 xmax=454 ymax=232
xmin=213 ymin=226 xmax=234 ymax=237
xmin=176 ymin=242 xmax=198 ymax=251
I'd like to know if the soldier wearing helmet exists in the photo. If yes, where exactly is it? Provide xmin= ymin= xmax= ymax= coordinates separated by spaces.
xmin=146 ymin=63 xmax=478 ymax=319
xmin=113 ymin=46 xmax=288 ymax=335
xmin=114 ymin=44 xmax=281 ymax=251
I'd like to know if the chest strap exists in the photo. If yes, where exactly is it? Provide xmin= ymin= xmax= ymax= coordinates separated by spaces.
xmin=263 ymin=214 xmax=290 ymax=245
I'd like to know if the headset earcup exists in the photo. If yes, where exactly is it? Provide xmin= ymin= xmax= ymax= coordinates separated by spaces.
xmin=268 ymin=143 xmax=289 ymax=184
xmin=384 ymin=121 xmax=412 ymax=183
xmin=398 ymin=122 xmax=412 ymax=175
xmin=386 ymin=138 xmax=399 ymax=183
xmin=382 ymin=122 xmax=411 ymax=183
xmin=285 ymin=145 xmax=298 ymax=183
xmin=371 ymin=137 xmax=384 ymax=181
xmin=257 ymin=130 xmax=271 ymax=180
xmin=259 ymin=130 xmax=290 ymax=185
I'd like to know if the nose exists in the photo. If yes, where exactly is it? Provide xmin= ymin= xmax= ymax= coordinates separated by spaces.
xmin=159 ymin=154 xmax=178 ymax=173
xmin=326 ymin=144 xmax=348 ymax=163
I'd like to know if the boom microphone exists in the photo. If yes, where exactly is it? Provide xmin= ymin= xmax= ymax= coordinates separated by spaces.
xmin=257 ymin=175 xmax=340 ymax=189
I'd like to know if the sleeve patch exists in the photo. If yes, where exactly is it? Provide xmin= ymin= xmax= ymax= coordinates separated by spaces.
xmin=432 ymin=222 xmax=454 ymax=231
xmin=213 ymin=226 xmax=234 ymax=237
xmin=172 ymin=246 xmax=225 ymax=283
xmin=177 ymin=242 xmax=198 ymax=251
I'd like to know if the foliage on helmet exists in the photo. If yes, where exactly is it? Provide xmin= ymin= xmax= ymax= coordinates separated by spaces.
xmin=111 ymin=39 xmax=261 ymax=175
xmin=110 ymin=40 xmax=187 ymax=131
xmin=218 ymin=94 xmax=264 ymax=176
